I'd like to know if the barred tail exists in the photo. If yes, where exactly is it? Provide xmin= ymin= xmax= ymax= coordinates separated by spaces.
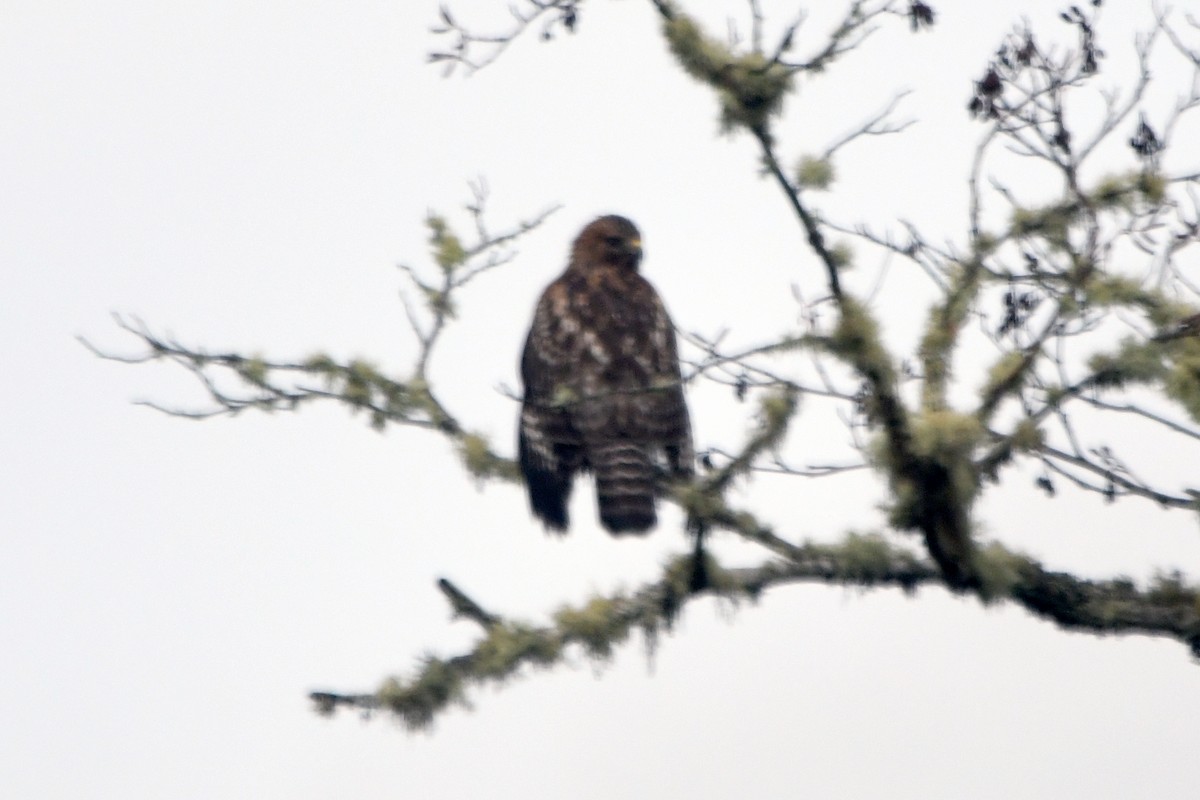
xmin=592 ymin=443 xmax=657 ymax=535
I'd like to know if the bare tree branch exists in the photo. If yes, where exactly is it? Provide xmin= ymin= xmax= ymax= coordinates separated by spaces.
xmin=429 ymin=1 xmax=583 ymax=75
xmin=310 ymin=532 xmax=1200 ymax=730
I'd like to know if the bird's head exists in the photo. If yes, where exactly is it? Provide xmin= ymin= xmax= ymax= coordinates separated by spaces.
xmin=573 ymin=214 xmax=643 ymax=271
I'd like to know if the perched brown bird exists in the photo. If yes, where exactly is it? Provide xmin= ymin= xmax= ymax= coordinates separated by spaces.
xmin=518 ymin=215 xmax=693 ymax=534
xmin=1152 ymin=313 xmax=1200 ymax=342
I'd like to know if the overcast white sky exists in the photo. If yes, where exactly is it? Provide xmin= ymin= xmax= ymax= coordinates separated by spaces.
xmin=4 ymin=1 xmax=1200 ymax=797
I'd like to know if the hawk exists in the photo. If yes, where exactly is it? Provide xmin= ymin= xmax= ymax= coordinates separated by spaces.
xmin=518 ymin=215 xmax=693 ymax=534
